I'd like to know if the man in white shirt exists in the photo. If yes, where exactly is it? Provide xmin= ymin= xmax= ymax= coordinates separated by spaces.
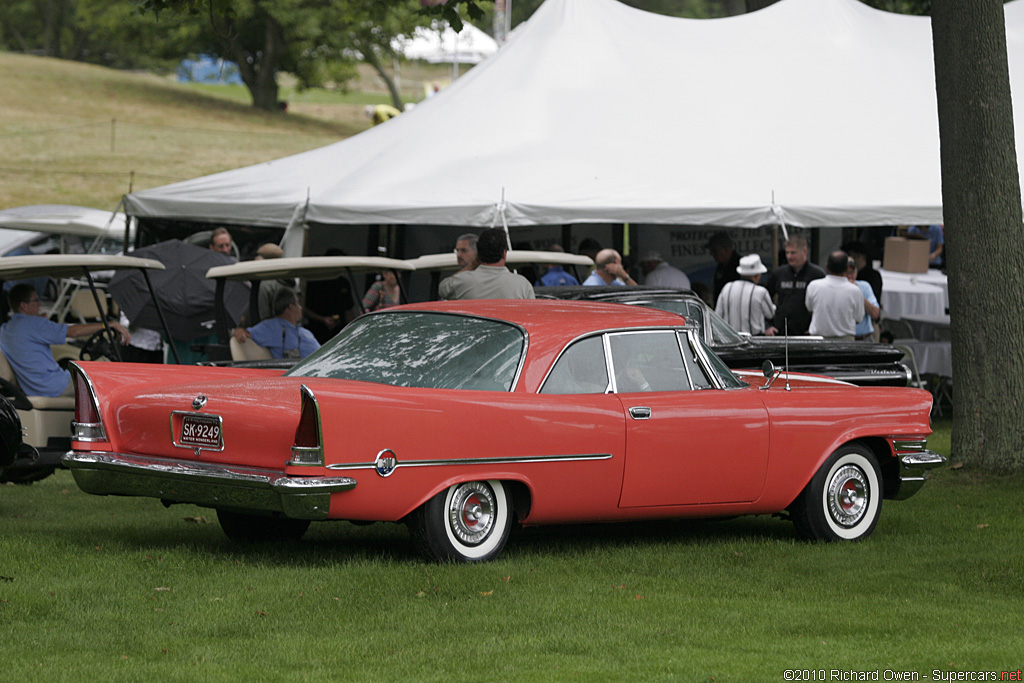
xmin=805 ymin=251 xmax=865 ymax=341
xmin=438 ymin=228 xmax=535 ymax=300
xmin=639 ymin=251 xmax=691 ymax=289
xmin=715 ymin=254 xmax=775 ymax=335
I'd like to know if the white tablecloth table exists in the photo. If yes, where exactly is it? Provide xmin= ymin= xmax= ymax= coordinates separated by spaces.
xmin=898 ymin=313 xmax=951 ymax=341
xmin=896 ymin=339 xmax=952 ymax=377
xmin=879 ymin=268 xmax=948 ymax=315
xmin=879 ymin=272 xmax=946 ymax=320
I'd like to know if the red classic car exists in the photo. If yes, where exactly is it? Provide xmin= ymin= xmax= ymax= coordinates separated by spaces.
xmin=63 ymin=300 xmax=944 ymax=562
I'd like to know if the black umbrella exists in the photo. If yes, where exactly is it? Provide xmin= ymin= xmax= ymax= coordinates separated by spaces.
xmin=109 ymin=240 xmax=249 ymax=341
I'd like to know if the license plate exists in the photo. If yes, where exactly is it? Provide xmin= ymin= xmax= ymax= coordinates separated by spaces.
xmin=179 ymin=413 xmax=223 ymax=449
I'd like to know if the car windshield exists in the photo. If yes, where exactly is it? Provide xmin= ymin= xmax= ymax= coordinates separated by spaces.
xmin=286 ymin=311 xmax=525 ymax=391
xmin=633 ymin=298 xmax=746 ymax=347
xmin=703 ymin=307 xmax=746 ymax=346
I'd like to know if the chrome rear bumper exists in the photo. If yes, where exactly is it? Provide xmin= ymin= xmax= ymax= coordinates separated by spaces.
xmin=62 ymin=451 xmax=356 ymax=520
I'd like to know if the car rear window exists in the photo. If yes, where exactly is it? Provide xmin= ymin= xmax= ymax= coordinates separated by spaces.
xmin=286 ymin=311 xmax=525 ymax=391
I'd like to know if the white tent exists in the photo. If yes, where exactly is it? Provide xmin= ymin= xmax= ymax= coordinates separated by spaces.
xmin=123 ymin=0 xmax=1024 ymax=231
xmin=393 ymin=20 xmax=500 ymax=64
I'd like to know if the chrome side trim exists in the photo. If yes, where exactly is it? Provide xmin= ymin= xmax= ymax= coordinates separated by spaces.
xmin=62 ymin=451 xmax=356 ymax=520
xmin=327 ymin=452 xmax=612 ymax=472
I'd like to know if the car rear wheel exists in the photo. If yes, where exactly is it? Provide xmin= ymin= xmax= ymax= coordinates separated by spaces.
xmin=408 ymin=480 xmax=512 ymax=562
xmin=790 ymin=444 xmax=882 ymax=542
xmin=217 ymin=509 xmax=311 ymax=542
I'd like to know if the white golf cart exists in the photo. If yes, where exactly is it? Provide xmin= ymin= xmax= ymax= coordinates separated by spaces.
xmin=0 ymin=254 xmax=166 ymax=479
xmin=205 ymin=255 xmax=417 ymax=364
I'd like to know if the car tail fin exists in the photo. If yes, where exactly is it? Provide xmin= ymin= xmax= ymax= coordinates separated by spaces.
xmin=69 ymin=362 xmax=107 ymax=443
xmin=289 ymin=384 xmax=324 ymax=467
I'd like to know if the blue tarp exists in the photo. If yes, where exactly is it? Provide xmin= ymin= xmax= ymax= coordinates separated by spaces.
xmin=177 ymin=55 xmax=242 ymax=85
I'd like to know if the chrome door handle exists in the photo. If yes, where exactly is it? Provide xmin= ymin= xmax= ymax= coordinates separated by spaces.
xmin=629 ymin=406 xmax=652 ymax=420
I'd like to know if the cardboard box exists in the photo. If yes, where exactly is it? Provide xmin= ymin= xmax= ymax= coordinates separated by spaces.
xmin=883 ymin=236 xmax=930 ymax=273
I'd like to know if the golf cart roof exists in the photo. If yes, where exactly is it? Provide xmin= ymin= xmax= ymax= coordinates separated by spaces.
xmin=0 ymin=205 xmax=133 ymax=240
xmin=206 ymin=256 xmax=416 ymax=282
xmin=0 ymin=254 xmax=165 ymax=280
xmin=406 ymin=250 xmax=594 ymax=272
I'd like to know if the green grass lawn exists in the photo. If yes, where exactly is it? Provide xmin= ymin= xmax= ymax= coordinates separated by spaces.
xmin=0 ymin=53 xmax=371 ymax=210
xmin=3 ymin=420 xmax=1023 ymax=682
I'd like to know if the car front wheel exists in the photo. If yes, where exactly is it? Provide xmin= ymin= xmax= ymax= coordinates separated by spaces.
xmin=217 ymin=509 xmax=311 ymax=542
xmin=408 ymin=480 xmax=512 ymax=562
xmin=791 ymin=444 xmax=882 ymax=542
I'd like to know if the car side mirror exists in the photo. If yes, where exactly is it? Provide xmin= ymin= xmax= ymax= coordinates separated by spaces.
xmin=762 ymin=360 xmax=776 ymax=379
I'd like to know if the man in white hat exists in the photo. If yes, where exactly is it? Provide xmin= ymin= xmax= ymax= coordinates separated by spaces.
xmin=715 ymin=254 xmax=776 ymax=335
xmin=639 ymin=251 xmax=691 ymax=289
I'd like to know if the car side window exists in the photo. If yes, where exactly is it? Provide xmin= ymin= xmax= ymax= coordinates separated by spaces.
xmin=541 ymin=335 xmax=610 ymax=395
xmin=608 ymin=331 xmax=693 ymax=392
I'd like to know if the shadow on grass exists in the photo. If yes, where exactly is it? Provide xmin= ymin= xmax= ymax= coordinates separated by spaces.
xmin=506 ymin=515 xmax=797 ymax=558
xmin=64 ymin=511 xmax=803 ymax=567
xmin=38 ymin=506 xmax=802 ymax=567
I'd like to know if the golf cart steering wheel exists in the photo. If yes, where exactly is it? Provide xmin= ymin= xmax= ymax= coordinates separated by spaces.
xmin=79 ymin=326 xmax=123 ymax=361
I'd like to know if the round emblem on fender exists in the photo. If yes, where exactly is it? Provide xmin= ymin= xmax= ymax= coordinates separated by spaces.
xmin=192 ymin=395 xmax=208 ymax=411
xmin=375 ymin=449 xmax=398 ymax=477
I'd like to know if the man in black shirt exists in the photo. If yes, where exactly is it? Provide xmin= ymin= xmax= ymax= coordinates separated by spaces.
xmin=761 ymin=234 xmax=825 ymax=336
xmin=706 ymin=231 xmax=741 ymax=306
xmin=842 ymin=240 xmax=882 ymax=303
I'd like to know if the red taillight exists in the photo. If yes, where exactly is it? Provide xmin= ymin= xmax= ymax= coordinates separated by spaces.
xmin=290 ymin=385 xmax=323 ymax=466
xmin=71 ymin=365 xmax=107 ymax=442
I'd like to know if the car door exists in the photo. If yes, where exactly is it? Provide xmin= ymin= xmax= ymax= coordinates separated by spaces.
xmin=610 ymin=330 xmax=770 ymax=508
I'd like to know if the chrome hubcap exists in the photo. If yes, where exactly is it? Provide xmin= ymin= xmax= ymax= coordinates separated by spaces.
xmin=827 ymin=465 xmax=868 ymax=527
xmin=448 ymin=482 xmax=495 ymax=545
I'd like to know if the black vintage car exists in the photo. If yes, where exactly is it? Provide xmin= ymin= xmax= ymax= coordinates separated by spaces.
xmin=536 ymin=286 xmax=911 ymax=387
xmin=0 ymin=394 xmax=55 ymax=484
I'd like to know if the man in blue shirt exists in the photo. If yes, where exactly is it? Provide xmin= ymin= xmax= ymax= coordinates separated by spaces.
xmin=907 ymin=224 xmax=944 ymax=268
xmin=536 ymin=245 xmax=580 ymax=287
xmin=0 ymin=284 xmax=131 ymax=397
xmin=233 ymin=287 xmax=319 ymax=360
xmin=582 ymin=249 xmax=637 ymax=286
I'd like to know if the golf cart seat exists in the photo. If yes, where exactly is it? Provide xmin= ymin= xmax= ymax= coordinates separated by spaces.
xmin=69 ymin=287 xmax=109 ymax=323
xmin=230 ymin=337 xmax=272 ymax=362
xmin=0 ymin=347 xmax=75 ymax=455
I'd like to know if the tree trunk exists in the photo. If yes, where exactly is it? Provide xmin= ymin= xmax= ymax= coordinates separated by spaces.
xmin=231 ymin=15 xmax=283 ymax=111
xmin=932 ymin=0 xmax=1024 ymax=472
xmin=362 ymin=47 xmax=404 ymax=111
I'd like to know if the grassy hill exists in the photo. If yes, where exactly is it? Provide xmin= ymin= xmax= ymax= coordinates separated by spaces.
xmin=0 ymin=52 xmax=398 ymax=211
